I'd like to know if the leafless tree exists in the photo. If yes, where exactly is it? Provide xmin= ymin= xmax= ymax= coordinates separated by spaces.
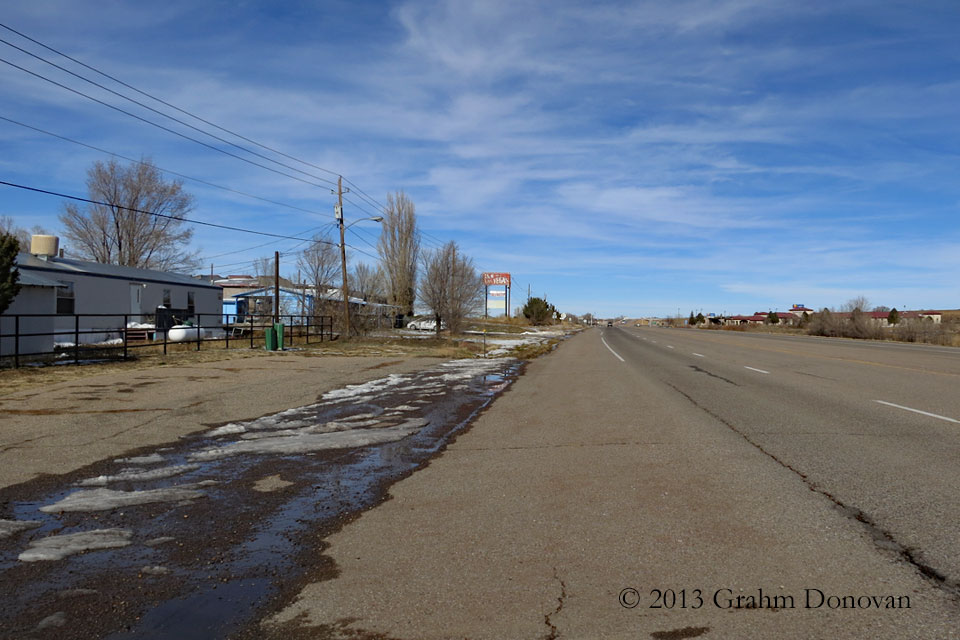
xmin=351 ymin=262 xmax=385 ymax=302
xmin=418 ymin=241 xmax=483 ymax=334
xmin=377 ymin=191 xmax=420 ymax=317
xmin=59 ymin=158 xmax=198 ymax=271
xmin=253 ymin=255 xmax=275 ymax=281
xmin=0 ymin=216 xmax=49 ymax=252
xmin=297 ymin=235 xmax=339 ymax=315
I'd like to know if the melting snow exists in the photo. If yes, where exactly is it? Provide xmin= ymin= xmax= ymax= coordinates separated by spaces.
xmin=321 ymin=373 xmax=409 ymax=401
xmin=40 ymin=485 xmax=207 ymax=513
xmin=19 ymin=529 xmax=133 ymax=562
xmin=0 ymin=519 xmax=42 ymax=539
xmin=190 ymin=418 xmax=428 ymax=461
xmin=78 ymin=464 xmax=201 ymax=486
xmin=140 ymin=565 xmax=170 ymax=575
xmin=115 ymin=454 xmax=164 ymax=465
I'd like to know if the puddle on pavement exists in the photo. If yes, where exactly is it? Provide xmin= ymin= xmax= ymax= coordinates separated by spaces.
xmin=0 ymin=358 xmax=521 ymax=639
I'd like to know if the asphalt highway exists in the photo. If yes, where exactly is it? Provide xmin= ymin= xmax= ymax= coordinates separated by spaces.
xmin=264 ymin=328 xmax=960 ymax=639
xmin=608 ymin=325 xmax=960 ymax=589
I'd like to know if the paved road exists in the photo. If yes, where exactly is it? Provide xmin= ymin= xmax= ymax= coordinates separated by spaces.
xmin=264 ymin=328 xmax=960 ymax=639
xmin=608 ymin=325 xmax=960 ymax=589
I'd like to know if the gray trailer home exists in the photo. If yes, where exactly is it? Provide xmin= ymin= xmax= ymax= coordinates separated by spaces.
xmin=1 ymin=236 xmax=222 ymax=356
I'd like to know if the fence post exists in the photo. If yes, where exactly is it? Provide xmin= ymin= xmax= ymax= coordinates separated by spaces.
xmin=249 ymin=315 xmax=254 ymax=349
xmin=197 ymin=314 xmax=202 ymax=351
xmin=225 ymin=315 xmax=230 ymax=350
xmin=123 ymin=314 xmax=128 ymax=360
xmin=14 ymin=315 xmax=19 ymax=368
xmin=163 ymin=324 xmax=168 ymax=356
xmin=74 ymin=315 xmax=80 ymax=365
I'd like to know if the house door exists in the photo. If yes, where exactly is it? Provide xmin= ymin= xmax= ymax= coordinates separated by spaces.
xmin=130 ymin=283 xmax=143 ymax=322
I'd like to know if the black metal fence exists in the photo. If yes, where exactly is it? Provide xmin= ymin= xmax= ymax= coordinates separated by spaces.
xmin=0 ymin=312 xmax=335 ymax=368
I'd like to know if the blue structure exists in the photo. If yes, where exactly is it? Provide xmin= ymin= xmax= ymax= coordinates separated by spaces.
xmin=227 ymin=287 xmax=315 ymax=324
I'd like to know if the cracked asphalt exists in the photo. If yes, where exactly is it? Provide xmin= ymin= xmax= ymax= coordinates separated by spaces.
xmin=262 ymin=328 xmax=959 ymax=639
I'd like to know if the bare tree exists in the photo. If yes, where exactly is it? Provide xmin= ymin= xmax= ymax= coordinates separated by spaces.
xmin=351 ymin=262 xmax=384 ymax=302
xmin=59 ymin=158 xmax=198 ymax=271
xmin=377 ymin=191 xmax=420 ymax=317
xmin=297 ymin=235 xmax=339 ymax=315
xmin=0 ymin=216 xmax=49 ymax=252
xmin=418 ymin=241 xmax=483 ymax=334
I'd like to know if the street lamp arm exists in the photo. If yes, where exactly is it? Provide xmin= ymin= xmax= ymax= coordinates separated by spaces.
xmin=344 ymin=216 xmax=383 ymax=231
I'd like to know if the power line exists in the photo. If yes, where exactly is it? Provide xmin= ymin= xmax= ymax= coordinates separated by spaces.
xmin=0 ymin=22 xmax=344 ymax=180
xmin=0 ymin=35 xmax=341 ymax=188
xmin=0 ymin=115 xmax=330 ymax=218
xmin=0 ymin=179 xmax=338 ymax=245
xmin=198 ymin=222 xmax=336 ymax=261
xmin=1 ymin=23 xmax=454 ymax=258
xmin=0 ymin=55 xmax=337 ymax=191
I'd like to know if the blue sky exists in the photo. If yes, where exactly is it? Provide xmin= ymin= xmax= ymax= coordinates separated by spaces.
xmin=2 ymin=0 xmax=959 ymax=318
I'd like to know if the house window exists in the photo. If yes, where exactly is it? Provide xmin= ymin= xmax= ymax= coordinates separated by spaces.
xmin=163 ymin=289 xmax=171 ymax=307
xmin=56 ymin=283 xmax=75 ymax=315
xmin=187 ymin=291 xmax=195 ymax=316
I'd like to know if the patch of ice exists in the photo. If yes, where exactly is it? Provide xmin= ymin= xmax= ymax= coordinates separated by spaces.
xmin=321 ymin=373 xmax=409 ymax=401
xmin=115 ymin=453 xmax=164 ymax=465
xmin=208 ymin=423 xmax=246 ymax=436
xmin=386 ymin=405 xmax=418 ymax=412
xmin=79 ymin=464 xmax=200 ymax=486
xmin=19 ymin=529 xmax=133 ymax=562
xmin=190 ymin=418 xmax=428 ymax=461
xmin=140 ymin=565 xmax=170 ymax=575
xmin=40 ymin=485 xmax=207 ymax=513
xmin=36 ymin=612 xmax=67 ymax=630
xmin=0 ymin=519 xmax=42 ymax=539
xmin=144 ymin=536 xmax=175 ymax=547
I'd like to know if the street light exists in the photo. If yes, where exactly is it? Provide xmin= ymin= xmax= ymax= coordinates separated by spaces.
xmin=335 ymin=180 xmax=383 ymax=338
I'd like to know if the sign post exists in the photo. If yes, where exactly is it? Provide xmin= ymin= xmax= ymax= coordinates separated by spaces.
xmin=482 ymin=272 xmax=511 ymax=319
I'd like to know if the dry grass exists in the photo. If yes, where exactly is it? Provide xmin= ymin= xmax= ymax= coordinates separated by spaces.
xmin=0 ymin=335 xmax=484 ymax=397
xmin=510 ymin=338 xmax=561 ymax=360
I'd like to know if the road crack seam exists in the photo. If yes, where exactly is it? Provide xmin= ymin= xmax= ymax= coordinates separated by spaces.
xmin=664 ymin=381 xmax=960 ymax=600
xmin=543 ymin=568 xmax=567 ymax=640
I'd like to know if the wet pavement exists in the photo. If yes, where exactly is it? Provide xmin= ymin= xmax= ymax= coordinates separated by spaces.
xmin=0 ymin=358 xmax=521 ymax=639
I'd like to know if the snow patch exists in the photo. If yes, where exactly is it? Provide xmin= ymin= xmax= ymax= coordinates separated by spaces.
xmin=41 ymin=485 xmax=207 ymax=513
xmin=19 ymin=529 xmax=133 ymax=562
xmin=0 ymin=519 xmax=42 ymax=539
xmin=115 ymin=453 xmax=164 ymax=465
xmin=190 ymin=418 xmax=428 ymax=461
xmin=78 ymin=464 xmax=200 ymax=486
xmin=140 ymin=565 xmax=170 ymax=575
xmin=208 ymin=423 xmax=246 ymax=436
xmin=321 ymin=373 xmax=409 ymax=401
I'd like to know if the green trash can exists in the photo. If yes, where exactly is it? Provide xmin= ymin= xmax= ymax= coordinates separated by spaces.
xmin=274 ymin=322 xmax=285 ymax=350
xmin=265 ymin=327 xmax=277 ymax=351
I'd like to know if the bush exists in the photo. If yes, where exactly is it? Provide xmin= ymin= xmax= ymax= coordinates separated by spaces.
xmin=523 ymin=297 xmax=553 ymax=325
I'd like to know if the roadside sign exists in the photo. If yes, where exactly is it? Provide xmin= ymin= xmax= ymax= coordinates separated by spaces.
xmin=483 ymin=272 xmax=511 ymax=286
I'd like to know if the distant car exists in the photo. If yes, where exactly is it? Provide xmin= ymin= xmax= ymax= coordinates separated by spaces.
xmin=606 ymin=321 xmax=613 ymax=327
xmin=407 ymin=318 xmax=446 ymax=331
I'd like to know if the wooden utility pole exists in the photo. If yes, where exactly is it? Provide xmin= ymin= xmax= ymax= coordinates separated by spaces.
xmin=337 ymin=176 xmax=350 ymax=338
xmin=273 ymin=250 xmax=280 ymax=323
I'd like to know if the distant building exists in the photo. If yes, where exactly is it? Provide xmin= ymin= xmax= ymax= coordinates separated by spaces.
xmin=1 ymin=236 xmax=221 ymax=357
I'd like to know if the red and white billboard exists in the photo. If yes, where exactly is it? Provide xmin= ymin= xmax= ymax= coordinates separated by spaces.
xmin=482 ymin=272 xmax=511 ymax=286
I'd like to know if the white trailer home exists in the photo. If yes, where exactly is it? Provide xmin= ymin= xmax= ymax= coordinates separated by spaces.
xmin=1 ymin=236 xmax=222 ymax=357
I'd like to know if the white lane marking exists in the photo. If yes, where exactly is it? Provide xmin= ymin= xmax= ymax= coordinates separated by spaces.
xmin=744 ymin=366 xmax=770 ymax=374
xmin=601 ymin=336 xmax=625 ymax=362
xmin=692 ymin=353 xmax=705 ymax=358
xmin=875 ymin=401 xmax=960 ymax=424
xmin=666 ymin=345 xmax=675 ymax=349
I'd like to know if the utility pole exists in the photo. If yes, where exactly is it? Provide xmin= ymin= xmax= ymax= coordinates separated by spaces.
xmin=273 ymin=251 xmax=280 ymax=324
xmin=336 ymin=176 xmax=350 ymax=338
